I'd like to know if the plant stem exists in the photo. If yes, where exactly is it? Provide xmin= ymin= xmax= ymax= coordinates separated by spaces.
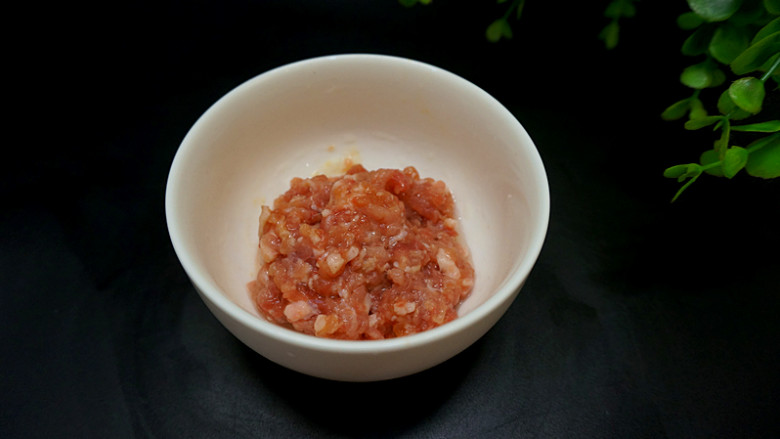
xmin=503 ymin=0 xmax=525 ymax=20
xmin=760 ymin=55 xmax=780 ymax=82
xmin=696 ymin=134 xmax=778 ymax=171
xmin=672 ymin=173 xmax=700 ymax=202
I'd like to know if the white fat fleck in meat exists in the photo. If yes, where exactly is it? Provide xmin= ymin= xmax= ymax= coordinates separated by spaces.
xmin=460 ymin=242 xmax=470 ymax=258
xmin=432 ymin=307 xmax=447 ymax=324
xmin=343 ymin=307 xmax=359 ymax=334
xmin=345 ymin=246 xmax=360 ymax=262
xmin=325 ymin=252 xmax=345 ymax=275
xmin=393 ymin=301 xmax=416 ymax=316
xmin=301 ymin=225 xmax=322 ymax=245
xmin=364 ymin=293 xmax=372 ymax=311
xmin=283 ymin=301 xmax=315 ymax=322
xmin=314 ymin=314 xmax=326 ymax=332
xmin=404 ymin=265 xmax=421 ymax=274
xmin=361 ymin=256 xmax=377 ymax=271
xmin=258 ymin=206 xmax=271 ymax=235
xmin=314 ymin=314 xmax=340 ymax=336
xmin=443 ymin=218 xmax=457 ymax=230
xmin=388 ymin=227 xmax=408 ymax=246
xmin=436 ymin=248 xmax=461 ymax=279
xmin=259 ymin=233 xmax=279 ymax=263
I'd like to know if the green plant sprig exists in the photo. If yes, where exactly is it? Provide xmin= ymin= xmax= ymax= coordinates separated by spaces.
xmin=398 ymin=0 xmax=779 ymax=202
xmin=599 ymin=0 xmax=638 ymax=49
xmin=664 ymin=132 xmax=780 ymax=202
xmin=661 ymin=0 xmax=780 ymax=202
xmin=485 ymin=0 xmax=525 ymax=42
xmin=398 ymin=0 xmax=431 ymax=7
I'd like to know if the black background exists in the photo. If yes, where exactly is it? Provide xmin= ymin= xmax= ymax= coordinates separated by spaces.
xmin=4 ymin=1 xmax=779 ymax=437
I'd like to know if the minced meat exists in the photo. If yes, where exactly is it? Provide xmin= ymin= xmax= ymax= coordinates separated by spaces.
xmin=248 ymin=164 xmax=474 ymax=339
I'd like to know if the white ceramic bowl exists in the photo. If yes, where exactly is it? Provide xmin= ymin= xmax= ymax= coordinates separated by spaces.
xmin=166 ymin=54 xmax=549 ymax=382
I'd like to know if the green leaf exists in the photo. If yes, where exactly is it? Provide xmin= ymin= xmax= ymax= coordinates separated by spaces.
xmin=687 ymin=0 xmax=743 ymax=22
xmin=685 ymin=115 xmax=722 ymax=130
xmin=486 ymin=18 xmax=513 ymax=42
xmin=752 ymin=17 xmax=780 ymax=45
xmin=722 ymin=146 xmax=749 ymax=178
xmin=664 ymin=164 xmax=690 ymax=179
xmin=604 ymin=1 xmax=621 ymax=18
xmin=716 ymin=90 xmax=753 ymax=119
xmin=664 ymin=163 xmax=703 ymax=181
xmin=681 ymin=62 xmax=714 ymax=88
xmin=682 ymin=25 xmax=716 ymax=56
xmin=746 ymin=134 xmax=780 ymax=178
xmin=605 ymin=0 xmax=636 ymax=18
xmin=711 ymin=67 xmax=727 ymax=87
xmin=668 ymin=163 xmax=704 ymax=201
xmin=678 ymin=11 xmax=704 ymax=29
xmin=661 ymin=98 xmax=692 ymax=120
xmin=678 ymin=163 xmax=704 ymax=181
xmin=689 ymin=97 xmax=708 ymax=120
xmin=765 ymin=0 xmax=780 ymax=14
xmin=732 ymin=120 xmax=780 ymax=132
xmin=709 ymin=24 xmax=751 ymax=64
xmin=600 ymin=21 xmax=620 ymax=49
xmin=728 ymin=77 xmax=765 ymax=114
xmin=622 ymin=2 xmax=636 ymax=17
xmin=730 ymin=31 xmax=780 ymax=75
xmin=700 ymin=149 xmax=725 ymax=176
xmin=500 ymin=19 xmax=513 ymax=39
xmin=729 ymin=0 xmax=765 ymax=26
xmin=679 ymin=61 xmax=724 ymax=89
xmin=715 ymin=118 xmax=731 ymax=159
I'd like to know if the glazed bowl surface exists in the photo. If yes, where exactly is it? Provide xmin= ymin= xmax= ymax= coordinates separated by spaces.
xmin=165 ymin=54 xmax=550 ymax=381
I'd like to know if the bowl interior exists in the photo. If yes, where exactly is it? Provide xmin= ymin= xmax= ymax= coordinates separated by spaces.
xmin=168 ymin=55 xmax=547 ymax=337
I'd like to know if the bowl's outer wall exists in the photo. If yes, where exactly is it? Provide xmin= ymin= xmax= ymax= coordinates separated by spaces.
xmin=194 ymin=280 xmax=525 ymax=381
xmin=167 ymin=54 xmax=549 ymax=381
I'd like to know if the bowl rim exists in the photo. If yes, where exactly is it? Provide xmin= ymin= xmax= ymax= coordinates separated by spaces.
xmin=165 ymin=53 xmax=550 ymax=354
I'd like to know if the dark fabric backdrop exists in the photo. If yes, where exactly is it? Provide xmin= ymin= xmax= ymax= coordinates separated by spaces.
xmin=4 ymin=1 xmax=779 ymax=437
